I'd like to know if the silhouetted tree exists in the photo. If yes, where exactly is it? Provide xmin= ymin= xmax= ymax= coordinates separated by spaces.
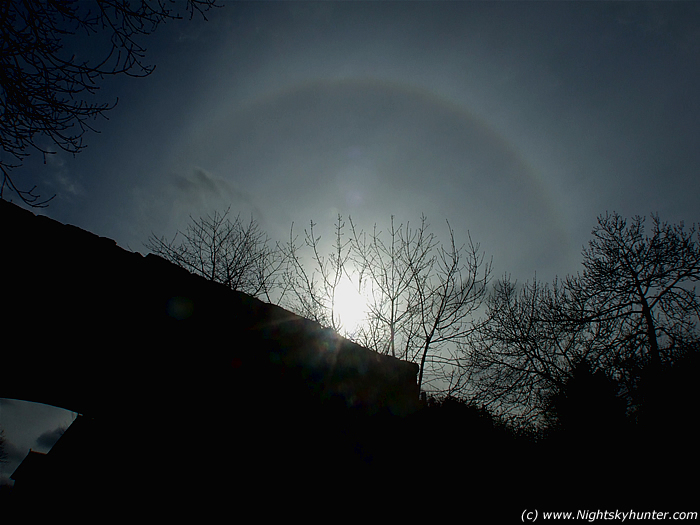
xmin=564 ymin=212 xmax=700 ymax=403
xmin=543 ymin=359 xmax=628 ymax=438
xmin=146 ymin=207 xmax=284 ymax=301
xmin=284 ymin=214 xmax=491 ymax=395
xmin=0 ymin=0 xmax=218 ymax=206
xmin=395 ymin=220 xmax=491 ymax=394
xmin=349 ymin=215 xmax=435 ymax=361
xmin=461 ymin=276 xmax=595 ymax=426
xmin=464 ymin=212 xmax=700 ymax=428
xmin=280 ymin=215 xmax=352 ymax=332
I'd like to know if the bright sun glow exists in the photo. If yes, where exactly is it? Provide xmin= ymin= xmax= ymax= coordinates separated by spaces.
xmin=333 ymin=276 xmax=369 ymax=337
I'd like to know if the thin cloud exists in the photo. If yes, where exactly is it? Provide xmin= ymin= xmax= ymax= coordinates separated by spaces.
xmin=172 ymin=167 xmax=268 ymax=224
xmin=35 ymin=426 xmax=65 ymax=450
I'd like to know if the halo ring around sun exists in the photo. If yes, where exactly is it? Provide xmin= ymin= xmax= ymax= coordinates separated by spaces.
xmin=172 ymin=76 xmax=570 ymax=281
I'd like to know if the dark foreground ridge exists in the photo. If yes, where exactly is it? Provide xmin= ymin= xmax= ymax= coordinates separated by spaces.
xmin=0 ymin=200 xmax=419 ymax=417
xmin=1 ymin=200 xmax=697 ymax=518
xmin=1 ymin=200 xmax=422 ymax=515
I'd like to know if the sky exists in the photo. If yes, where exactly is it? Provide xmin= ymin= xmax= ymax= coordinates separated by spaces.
xmin=3 ymin=1 xmax=700 ymax=485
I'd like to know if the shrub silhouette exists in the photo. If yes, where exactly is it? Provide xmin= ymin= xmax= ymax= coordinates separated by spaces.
xmin=634 ymin=346 xmax=699 ymax=448
xmin=545 ymin=360 xmax=628 ymax=439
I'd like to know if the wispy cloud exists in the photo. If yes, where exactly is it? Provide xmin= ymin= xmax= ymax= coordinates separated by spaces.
xmin=35 ymin=426 xmax=65 ymax=450
xmin=44 ymin=152 xmax=84 ymax=198
xmin=171 ymin=167 xmax=267 ymax=224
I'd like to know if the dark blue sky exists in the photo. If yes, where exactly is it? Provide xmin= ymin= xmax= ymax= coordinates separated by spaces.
xmin=3 ymin=1 xmax=700 ymax=486
xmin=21 ymin=1 xmax=700 ymax=282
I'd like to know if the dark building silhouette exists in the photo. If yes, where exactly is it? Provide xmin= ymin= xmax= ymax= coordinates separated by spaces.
xmin=10 ymin=417 xmax=100 ymax=502
xmin=1 ymin=200 xmax=418 ymax=416
xmin=9 ymin=451 xmax=48 ymax=494
xmin=0 ymin=200 xmax=419 ymax=516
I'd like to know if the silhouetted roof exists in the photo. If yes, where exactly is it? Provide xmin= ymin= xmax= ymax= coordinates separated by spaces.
xmin=10 ymin=451 xmax=46 ymax=483
xmin=1 ymin=200 xmax=419 ymax=417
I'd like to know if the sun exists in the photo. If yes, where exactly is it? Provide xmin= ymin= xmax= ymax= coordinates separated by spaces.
xmin=332 ymin=276 xmax=369 ymax=337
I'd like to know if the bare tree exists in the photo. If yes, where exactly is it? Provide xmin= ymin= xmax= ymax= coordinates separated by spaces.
xmin=464 ymin=212 xmax=700 ymax=428
xmin=0 ymin=0 xmax=218 ymax=206
xmin=291 ymin=215 xmax=492 ymax=395
xmin=462 ymin=276 xmax=595 ymax=427
xmin=408 ymin=224 xmax=492 ymax=394
xmin=280 ymin=215 xmax=353 ymax=332
xmin=146 ymin=207 xmax=284 ymax=301
xmin=567 ymin=212 xmax=700 ymax=375
xmin=349 ymin=216 xmax=432 ymax=360
xmin=161 ymin=211 xmax=491 ymax=396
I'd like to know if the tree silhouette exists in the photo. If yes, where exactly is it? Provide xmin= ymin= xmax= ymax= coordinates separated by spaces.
xmin=283 ymin=214 xmax=491 ymax=395
xmin=564 ymin=212 xmax=700 ymax=403
xmin=464 ymin=212 xmax=700 ymax=428
xmin=280 ymin=215 xmax=353 ymax=332
xmin=395 ymin=220 xmax=491 ymax=394
xmin=463 ymin=276 xmax=589 ymax=426
xmin=349 ymin=215 xmax=435 ymax=361
xmin=0 ymin=0 xmax=218 ymax=206
xmin=146 ymin=207 xmax=284 ymax=301
xmin=543 ymin=359 xmax=627 ymax=438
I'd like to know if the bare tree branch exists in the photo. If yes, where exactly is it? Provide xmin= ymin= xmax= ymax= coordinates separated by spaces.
xmin=463 ymin=212 xmax=700 ymax=428
xmin=146 ymin=207 xmax=283 ymax=301
xmin=0 ymin=0 xmax=219 ymax=205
